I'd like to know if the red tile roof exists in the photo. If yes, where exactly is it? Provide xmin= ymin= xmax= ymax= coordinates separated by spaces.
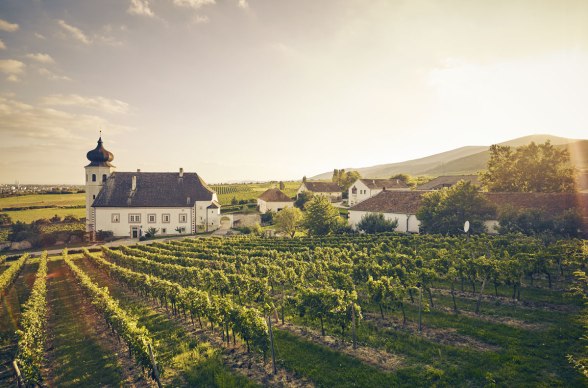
xmin=258 ymin=188 xmax=293 ymax=202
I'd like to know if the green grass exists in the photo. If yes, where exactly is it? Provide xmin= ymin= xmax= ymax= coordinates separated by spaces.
xmin=214 ymin=181 xmax=300 ymax=205
xmin=2 ymin=208 xmax=86 ymax=223
xmin=74 ymin=256 xmax=255 ymax=387
xmin=0 ymin=194 xmax=85 ymax=210
xmin=44 ymin=257 xmax=127 ymax=386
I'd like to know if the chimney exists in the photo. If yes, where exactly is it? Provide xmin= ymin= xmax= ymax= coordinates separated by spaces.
xmin=179 ymin=168 xmax=184 ymax=178
xmin=131 ymin=176 xmax=137 ymax=191
xmin=137 ymin=169 xmax=141 ymax=172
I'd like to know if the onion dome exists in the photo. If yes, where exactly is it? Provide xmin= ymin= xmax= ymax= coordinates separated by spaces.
xmin=86 ymin=137 xmax=114 ymax=167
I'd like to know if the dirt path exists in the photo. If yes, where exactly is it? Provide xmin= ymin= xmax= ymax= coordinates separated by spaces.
xmin=77 ymin=255 xmax=314 ymax=387
xmin=43 ymin=258 xmax=151 ymax=387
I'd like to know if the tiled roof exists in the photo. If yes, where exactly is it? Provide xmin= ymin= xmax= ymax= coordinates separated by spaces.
xmin=416 ymin=175 xmax=480 ymax=190
xmin=301 ymin=181 xmax=341 ymax=193
xmin=258 ymin=188 xmax=293 ymax=202
xmin=93 ymin=172 xmax=214 ymax=208
xmin=349 ymin=190 xmax=588 ymax=222
xmin=349 ymin=190 xmax=424 ymax=214
xmin=359 ymin=179 xmax=409 ymax=190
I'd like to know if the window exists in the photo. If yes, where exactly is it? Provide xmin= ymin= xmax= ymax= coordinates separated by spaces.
xmin=92 ymin=174 xmax=96 ymax=182
xmin=162 ymin=214 xmax=170 ymax=223
xmin=148 ymin=214 xmax=156 ymax=223
xmin=179 ymin=214 xmax=187 ymax=223
xmin=161 ymin=228 xmax=167 ymax=234
xmin=351 ymin=186 xmax=357 ymax=194
xmin=111 ymin=213 xmax=120 ymax=223
xmin=129 ymin=214 xmax=141 ymax=223
xmin=102 ymin=174 xmax=107 ymax=183
xmin=92 ymin=195 xmax=96 ymax=199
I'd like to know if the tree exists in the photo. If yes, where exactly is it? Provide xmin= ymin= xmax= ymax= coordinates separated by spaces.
xmin=274 ymin=207 xmax=303 ymax=237
xmin=302 ymin=176 xmax=307 ymax=183
xmin=279 ymin=181 xmax=285 ymax=190
xmin=357 ymin=213 xmax=398 ymax=234
xmin=416 ymin=181 xmax=495 ymax=235
xmin=303 ymin=196 xmax=345 ymax=236
xmin=294 ymin=191 xmax=313 ymax=209
xmin=480 ymin=141 xmax=575 ymax=192
xmin=332 ymin=168 xmax=361 ymax=191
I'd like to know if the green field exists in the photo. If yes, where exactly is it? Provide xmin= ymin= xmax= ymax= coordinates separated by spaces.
xmin=0 ymin=194 xmax=85 ymax=210
xmin=2 ymin=208 xmax=86 ymax=224
xmin=211 ymin=181 xmax=300 ymax=205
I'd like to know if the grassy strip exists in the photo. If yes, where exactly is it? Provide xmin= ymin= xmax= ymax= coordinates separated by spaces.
xmin=0 ymin=254 xmax=29 ymax=295
xmin=75 ymin=255 xmax=256 ymax=387
xmin=15 ymin=252 xmax=48 ymax=385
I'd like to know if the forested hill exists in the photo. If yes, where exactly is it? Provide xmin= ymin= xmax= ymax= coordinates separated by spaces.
xmin=311 ymin=135 xmax=587 ymax=180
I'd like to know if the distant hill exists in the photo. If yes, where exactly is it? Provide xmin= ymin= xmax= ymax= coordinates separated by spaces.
xmin=311 ymin=134 xmax=587 ymax=180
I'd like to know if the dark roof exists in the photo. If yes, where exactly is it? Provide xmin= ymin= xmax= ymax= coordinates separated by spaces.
xmin=301 ymin=181 xmax=341 ymax=193
xmin=349 ymin=190 xmax=424 ymax=214
xmin=359 ymin=179 xmax=409 ymax=190
xmin=86 ymin=137 xmax=114 ymax=167
xmin=207 ymin=201 xmax=220 ymax=209
xmin=93 ymin=172 xmax=214 ymax=208
xmin=258 ymin=188 xmax=293 ymax=202
xmin=416 ymin=175 xmax=480 ymax=190
xmin=349 ymin=190 xmax=588 ymax=223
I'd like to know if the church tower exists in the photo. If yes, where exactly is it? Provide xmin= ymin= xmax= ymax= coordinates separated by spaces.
xmin=85 ymin=136 xmax=115 ymax=233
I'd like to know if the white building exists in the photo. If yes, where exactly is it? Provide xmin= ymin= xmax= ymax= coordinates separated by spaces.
xmin=85 ymin=137 xmax=220 ymax=238
xmin=297 ymin=181 xmax=342 ymax=202
xmin=257 ymin=188 xmax=294 ymax=213
xmin=348 ymin=178 xmax=409 ymax=206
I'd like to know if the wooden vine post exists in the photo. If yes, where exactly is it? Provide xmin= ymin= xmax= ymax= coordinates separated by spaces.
xmin=351 ymin=302 xmax=357 ymax=349
xmin=267 ymin=315 xmax=277 ymax=375
xmin=148 ymin=343 xmax=163 ymax=388
xmin=12 ymin=360 xmax=25 ymax=388
xmin=418 ymin=286 xmax=423 ymax=333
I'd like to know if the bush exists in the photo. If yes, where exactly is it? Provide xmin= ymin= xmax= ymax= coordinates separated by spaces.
xmin=261 ymin=211 xmax=274 ymax=225
xmin=96 ymin=230 xmax=114 ymax=241
xmin=145 ymin=227 xmax=159 ymax=238
xmin=357 ymin=213 xmax=398 ymax=234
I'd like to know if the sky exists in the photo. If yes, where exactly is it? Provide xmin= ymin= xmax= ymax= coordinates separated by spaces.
xmin=0 ymin=0 xmax=587 ymax=184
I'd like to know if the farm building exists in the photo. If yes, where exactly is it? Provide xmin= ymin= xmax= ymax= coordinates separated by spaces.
xmin=348 ymin=178 xmax=409 ymax=206
xmin=348 ymin=190 xmax=588 ymax=234
xmin=416 ymin=175 xmax=480 ymax=190
xmin=257 ymin=188 xmax=294 ymax=213
xmin=297 ymin=181 xmax=342 ymax=202
xmin=85 ymin=137 xmax=221 ymax=238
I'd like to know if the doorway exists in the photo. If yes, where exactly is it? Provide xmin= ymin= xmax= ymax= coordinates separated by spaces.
xmin=131 ymin=226 xmax=139 ymax=239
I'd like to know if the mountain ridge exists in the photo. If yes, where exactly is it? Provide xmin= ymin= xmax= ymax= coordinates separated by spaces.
xmin=311 ymin=134 xmax=586 ymax=180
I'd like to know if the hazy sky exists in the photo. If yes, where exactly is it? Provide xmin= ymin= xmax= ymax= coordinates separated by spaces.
xmin=0 ymin=0 xmax=587 ymax=184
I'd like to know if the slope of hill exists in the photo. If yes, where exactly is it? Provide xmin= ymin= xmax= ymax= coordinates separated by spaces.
xmin=311 ymin=134 xmax=584 ymax=180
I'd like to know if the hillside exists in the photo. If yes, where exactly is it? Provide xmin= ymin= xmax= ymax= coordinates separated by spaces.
xmin=312 ymin=134 xmax=586 ymax=180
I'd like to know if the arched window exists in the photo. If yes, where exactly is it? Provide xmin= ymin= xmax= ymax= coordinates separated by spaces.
xmin=92 ymin=174 xmax=96 ymax=182
xmin=102 ymin=174 xmax=107 ymax=183
xmin=351 ymin=186 xmax=357 ymax=194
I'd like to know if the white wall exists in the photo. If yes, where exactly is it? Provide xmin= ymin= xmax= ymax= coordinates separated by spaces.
xmin=85 ymin=165 xmax=114 ymax=232
xmin=257 ymin=199 xmax=294 ymax=213
xmin=348 ymin=180 xmax=376 ymax=206
xmin=297 ymin=184 xmax=342 ymax=202
xmin=349 ymin=210 xmax=421 ymax=233
xmin=95 ymin=207 xmax=194 ymax=237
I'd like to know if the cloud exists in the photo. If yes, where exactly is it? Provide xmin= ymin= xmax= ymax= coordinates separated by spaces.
xmin=192 ymin=15 xmax=209 ymax=24
xmin=26 ymin=53 xmax=55 ymax=64
xmin=41 ymin=94 xmax=130 ymax=114
xmin=0 ymin=19 xmax=19 ymax=32
xmin=38 ymin=68 xmax=71 ymax=81
xmin=35 ymin=33 xmax=46 ymax=40
xmin=128 ymin=0 xmax=155 ymax=17
xmin=0 ymin=96 xmax=133 ymax=142
xmin=237 ymin=0 xmax=249 ymax=9
xmin=173 ymin=0 xmax=215 ymax=9
xmin=58 ymin=20 xmax=91 ymax=45
xmin=0 ymin=59 xmax=25 ymax=82
xmin=0 ymin=39 xmax=5 ymax=50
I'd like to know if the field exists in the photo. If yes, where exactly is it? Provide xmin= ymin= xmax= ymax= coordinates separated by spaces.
xmin=2 ymin=208 xmax=86 ymax=224
xmin=0 ymin=233 xmax=586 ymax=387
xmin=211 ymin=182 xmax=300 ymax=205
xmin=0 ymin=194 xmax=85 ymax=210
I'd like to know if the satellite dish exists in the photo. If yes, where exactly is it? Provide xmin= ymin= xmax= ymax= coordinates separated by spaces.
xmin=464 ymin=220 xmax=470 ymax=233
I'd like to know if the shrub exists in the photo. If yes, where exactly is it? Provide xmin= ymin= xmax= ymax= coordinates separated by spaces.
xmin=357 ymin=213 xmax=398 ymax=234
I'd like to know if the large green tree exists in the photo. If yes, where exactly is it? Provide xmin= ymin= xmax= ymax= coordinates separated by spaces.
xmin=416 ymin=181 xmax=495 ymax=235
xmin=332 ymin=169 xmax=361 ymax=191
xmin=480 ymin=141 xmax=575 ymax=192
xmin=274 ymin=207 xmax=303 ymax=237
xmin=303 ymin=196 xmax=345 ymax=236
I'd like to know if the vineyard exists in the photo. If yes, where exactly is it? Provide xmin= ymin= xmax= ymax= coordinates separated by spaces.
xmin=211 ymin=182 xmax=300 ymax=206
xmin=0 ymin=233 xmax=586 ymax=387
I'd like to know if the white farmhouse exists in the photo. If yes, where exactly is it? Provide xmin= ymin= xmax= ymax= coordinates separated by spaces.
xmin=297 ymin=181 xmax=342 ymax=202
xmin=348 ymin=190 xmax=423 ymax=233
xmin=257 ymin=188 xmax=294 ymax=213
xmin=85 ymin=137 xmax=220 ymax=238
xmin=348 ymin=178 xmax=409 ymax=206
